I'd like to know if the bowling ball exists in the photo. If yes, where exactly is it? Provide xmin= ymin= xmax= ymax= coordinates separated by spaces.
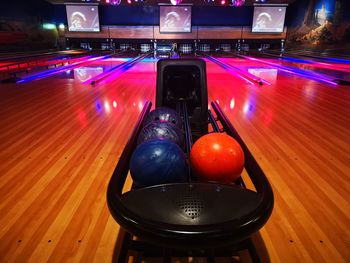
xmin=138 ymin=121 xmax=184 ymax=147
xmin=130 ymin=139 xmax=188 ymax=187
xmin=144 ymin=107 xmax=182 ymax=129
xmin=190 ymin=133 xmax=245 ymax=183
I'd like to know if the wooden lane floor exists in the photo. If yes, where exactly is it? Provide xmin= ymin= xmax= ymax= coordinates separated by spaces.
xmin=0 ymin=57 xmax=349 ymax=262
xmin=206 ymin=58 xmax=350 ymax=262
xmin=0 ymin=59 xmax=157 ymax=262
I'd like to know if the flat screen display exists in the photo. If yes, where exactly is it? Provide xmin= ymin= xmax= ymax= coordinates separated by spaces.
xmin=66 ymin=5 xmax=100 ymax=32
xmin=159 ymin=6 xmax=192 ymax=33
xmin=252 ymin=6 xmax=287 ymax=33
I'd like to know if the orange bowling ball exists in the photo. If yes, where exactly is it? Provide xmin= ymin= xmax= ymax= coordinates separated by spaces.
xmin=190 ymin=133 xmax=245 ymax=183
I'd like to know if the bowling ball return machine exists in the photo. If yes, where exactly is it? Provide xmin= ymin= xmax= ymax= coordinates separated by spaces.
xmin=107 ymin=59 xmax=274 ymax=263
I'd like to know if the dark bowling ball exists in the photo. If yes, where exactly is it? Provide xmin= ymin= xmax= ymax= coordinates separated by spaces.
xmin=130 ymin=139 xmax=188 ymax=187
xmin=138 ymin=121 xmax=184 ymax=147
xmin=144 ymin=107 xmax=182 ymax=129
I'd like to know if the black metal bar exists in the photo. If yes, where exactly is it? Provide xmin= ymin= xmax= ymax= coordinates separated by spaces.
xmin=128 ymin=240 xmax=241 ymax=256
xmin=206 ymin=249 xmax=215 ymax=263
xmin=247 ymin=238 xmax=261 ymax=263
xmin=179 ymin=100 xmax=193 ymax=182
xmin=208 ymin=110 xmax=220 ymax=132
xmin=117 ymin=232 xmax=132 ymax=263
xmin=122 ymin=239 xmax=257 ymax=260
xmin=208 ymin=109 xmax=245 ymax=188
xmin=163 ymin=249 xmax=172 ymax=263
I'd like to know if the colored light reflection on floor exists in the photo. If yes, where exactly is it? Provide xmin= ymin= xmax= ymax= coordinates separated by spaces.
xmin=74 ymin=67 xmax=104 ymax=82
xmin=214 ymin=57 xmax=272 ymax=86
xmin=275 ymin=57 xmax=350 ymax=77
xmin=247 ymin=68 xmax=278 ymax=82
xmin=317 ymin=57 xmax=350 ymax=64
xmin=105 ymin=58 xmax=131 ymax=62
xmin=16 ymin=56 xmax=107 ymax=83
xmin=243 ymin=56 xmax=339 ymax=86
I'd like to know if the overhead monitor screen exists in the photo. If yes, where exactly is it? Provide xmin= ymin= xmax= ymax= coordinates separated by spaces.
xmin=159 ymin=6 xmax=192 ymax=33
xmin=66 ymin=5 xmax=100 ymax=32
xmin=252 ymin=6 xmax=287 ymax=33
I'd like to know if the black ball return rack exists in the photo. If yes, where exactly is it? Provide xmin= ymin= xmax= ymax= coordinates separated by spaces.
xmin=107 ymin=59 xmax=274 ymax=263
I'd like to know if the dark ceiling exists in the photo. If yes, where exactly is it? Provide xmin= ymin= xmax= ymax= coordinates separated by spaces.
xmin=46 ymin=0 xmax=296 ymax=6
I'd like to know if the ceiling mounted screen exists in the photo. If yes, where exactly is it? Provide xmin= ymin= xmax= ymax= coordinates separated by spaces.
xmin=252 ymin=5 xmax=287 ymax=33
xmin=159 ymin=5 xmax=192 ymax=33
xmin=66 ymin=5 xmax=100 ymax=32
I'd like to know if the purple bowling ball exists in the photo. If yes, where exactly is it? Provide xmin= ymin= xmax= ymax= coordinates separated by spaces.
xmin=144 ymin=107 xmax=182 ymax=129
xmin=138 ymin=121 xmax=184 ymax=147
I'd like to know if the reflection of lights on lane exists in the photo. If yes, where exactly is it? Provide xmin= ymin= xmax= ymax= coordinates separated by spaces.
xmin=243 ymin=101 xmax=254 ymax=116
xmin=243 ymin=56 xmax=338 ymax=86
xmin=230 ymin=98 xmax=235 ymax=110
xmin=211 ymin=99 xmax=235 ymax=111
xmin=262 ymin=110 xmax=273 ymax=126
xmin=303 ymin=85 xmax=316 ymax=100
xmin=104 ymin=101 xmax=111 ymax=113
xmin=248 ymin=68 xmax=278 ymax=82
xmin=132 ymin=101 xmax=144 ymax=111
xmin=74 ymin=67 xmax=103 ymax=82
xmin=138 ymin=101 xmax=143 ymax=111
xmin=93 ymin=98 xmax=148 ymax=114
xmin=96 ymin=102 xmax=102 ymax=113
xmin=77 ymin=108 xmax=87 ymax=128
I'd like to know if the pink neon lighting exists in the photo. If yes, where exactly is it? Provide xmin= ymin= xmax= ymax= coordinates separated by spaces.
xmin=242 ymin=55 xmax=339 ymax=86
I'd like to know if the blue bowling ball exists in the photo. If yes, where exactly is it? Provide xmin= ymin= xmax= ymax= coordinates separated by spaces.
xmin=144 ymin=107 xmax=182 ymax=129
xmin=138 ymin=121 xmax=184 ymax=147
xmin=130 ymin=139 xmax=188 ymax=187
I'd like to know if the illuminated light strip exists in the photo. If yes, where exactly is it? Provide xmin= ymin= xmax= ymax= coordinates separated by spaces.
xmin=89 ymin=52 xmax=151 ymax=85
xmin=302 ymin=55 xmax=350 ymax=65
xmin=239 ymin=55 xmax=340 ymax=86
xmin=202 ymin=57 xmax=255 ymax=85
xmin=264 ymin=53 xmax=350 ymax=74
xmin=16 ymin=55 xmax=111 ymax=83
xmin=283 ymin=57 xmax=350 ymax=73
xmin=310 ymin=61 xmax=350 ymax=73
xmin=200 ymin=53 xmax=271 ymax=86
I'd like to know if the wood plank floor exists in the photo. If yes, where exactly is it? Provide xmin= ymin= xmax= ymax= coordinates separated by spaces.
xmin=0 ymin=58 xmax=349 ymax=262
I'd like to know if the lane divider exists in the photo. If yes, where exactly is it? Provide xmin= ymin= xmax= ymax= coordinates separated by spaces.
xmin=89 ymin=52 xmax=152 ymax=85
xmin=237 ymin=54 xmax=349 ymax=86
xmin=198 ymin=52 xmax=271 ymax=86
xmin=17 ymin=55 xmax=103 ymax=83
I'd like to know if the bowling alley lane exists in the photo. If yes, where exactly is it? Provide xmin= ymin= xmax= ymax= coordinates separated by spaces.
xmin=216 ymin=57 xmax=281 ymax=84
xmin=218 ymin=56 xmax=350 ymax=85
xmin=205 ymin=57 xmax=350 ymax=194
xmin=268 ymin=57 xmax=350 ymax=82
xmin=1 ymin=54 xmax=350 ymax=263
xmin=241 ymin=53 xmax=350 ymax=83
xmin=0 ymin=58 xmax=159 ymax=262
xmin=51 ymin=57 xmax=132 ymax=82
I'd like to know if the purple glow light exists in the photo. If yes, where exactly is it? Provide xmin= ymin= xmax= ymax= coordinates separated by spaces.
xmin=170 ymin=0 xmax=182 ymax=5
xmin=17 ymin=55 xmax=108 ymax=84
xmin=242 ymin=55 xmax=339 ymax=86
xmin=232 ymin=0 xmax=245 ymax=7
